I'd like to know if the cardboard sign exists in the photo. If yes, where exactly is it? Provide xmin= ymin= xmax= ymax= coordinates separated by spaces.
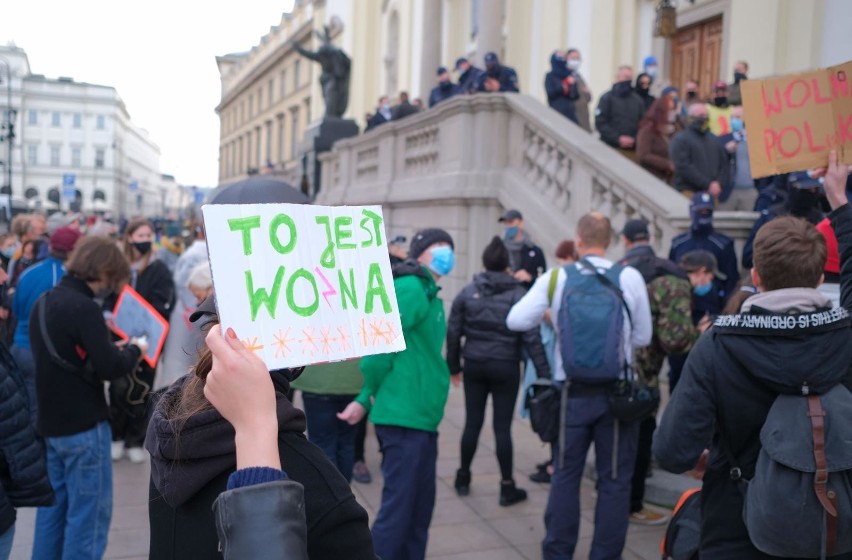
xmin=112 ymin=285 xmax=170 ymax=368
xmin=202 ymin=203 xmax=405 ymax=370
xmin=742 ymin=61 xmax=852 ymax=178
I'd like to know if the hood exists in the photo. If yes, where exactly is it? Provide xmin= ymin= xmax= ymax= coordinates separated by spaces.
xmin=473 ymin=271 xmax=520 ymax=296
xmin=392 ymin=258 xmax=432 ymax=281
xmin=712 ymin=289 xmax=852 ymax=395
xmin=145 ymin=373 xmax=306 ymax=508
xmin=549 ymin=54 xmax=570 ymax=79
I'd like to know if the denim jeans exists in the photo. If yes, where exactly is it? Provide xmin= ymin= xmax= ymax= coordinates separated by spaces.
xmin=32 ymin=421 xmax=113 ymax=560
xmin=372 ymin=426 xmax=438 ymax=560
xmin=10 ymin=345 xmax=36 ymax=426
xmin=302 ymin=393 xmax=358 ymax=482
xmin=542 ymin=394 xmax=639 ymax=560
xmin=0 ymin=524 xmax=14 ymax=560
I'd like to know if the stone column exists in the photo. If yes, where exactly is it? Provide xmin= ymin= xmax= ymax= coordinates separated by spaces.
xmin=476 ymin=0 xmax=503 ymax=60
xmin=420 ymin=0 xmax=443 ymax=103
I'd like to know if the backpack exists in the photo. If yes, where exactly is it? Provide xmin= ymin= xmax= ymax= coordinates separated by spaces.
xmin=660 ymin=488 xmax=701 ymax=560
xmin=731 ymin=383 xmax=852 ymax=559
xmin=558 ymin=259 xmax=625 ymax=384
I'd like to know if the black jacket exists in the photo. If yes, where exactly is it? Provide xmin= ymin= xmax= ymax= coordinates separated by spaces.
xmin=505 ymin=239 xmax=547 ymax=290
xmin=670 ymin=127 xmax=729 ymax=193
xmin=595 ymin=84 xmax=646 ymax=147
xmin=391 ymin=101 xmax=419 ymax=121
xmin=429 ymin=82 xmax=458 ymax=107
xmin=146 ymin=374 xmax=376 ymax=560
xmin=30 ymin=276 xmax=142 ymax=437
xmin=446 ymin=271 xmax=550 ymax=376
xmin=478 ymin=65 xmax=520 ymax=93
xmin=132 ymin=259 xmax=175 ymax=322
xmin=654 ymin=204 xmax=852 ymax=559
xmin=544 ymin=54 xmax=580 ymax=124
xmin=458 ymin=66 xmax=485 ymax=94
xmin=365 ymin=111 xmax=390 ymax=132
xmin=0 ymin=340 xmax=54 ymax=534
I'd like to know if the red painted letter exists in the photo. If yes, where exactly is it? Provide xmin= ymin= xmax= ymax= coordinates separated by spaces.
xmin=777 ymin=126 xmax=803 ymax=159
xmin=804 ymin=121 xmax=826 ymax=153
xmin=838 ymin=113 xmax=852 ymax=143
xmin=812 ymin=78 xmax=832 ymax=105
xmin=784 ymin=79 xmax=811 ymax=109
xmin=764 ymin=129 xmax=778 ymax=163
xmin=762 ymin=86 xmax=784 ymax=118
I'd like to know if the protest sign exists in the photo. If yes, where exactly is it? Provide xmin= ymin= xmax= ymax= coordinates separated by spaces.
xmin=742 ymin=61 xmax=852 ymax=178
xmin=112 ymin=285 xmax=170 ymax=368
xmin=202 ymin=203 xmax=405 ymax=370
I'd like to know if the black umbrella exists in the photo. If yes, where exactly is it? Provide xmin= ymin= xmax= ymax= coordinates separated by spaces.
xmin=208 ymin=175 xmax=311 ymax=205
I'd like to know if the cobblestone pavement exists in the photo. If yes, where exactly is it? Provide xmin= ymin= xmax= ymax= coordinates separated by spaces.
xmin=10 ymin=387 xmax=671 ymax=559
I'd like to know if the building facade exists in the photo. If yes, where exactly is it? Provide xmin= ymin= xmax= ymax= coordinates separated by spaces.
xmin=0 ymin=44 xmax=168 ymax=218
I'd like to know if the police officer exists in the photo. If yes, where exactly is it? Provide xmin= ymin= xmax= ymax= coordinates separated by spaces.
xmin=455 ymin=57 xmax=484 ymax=95
xmin=429 ymin=67 xmax=459 ymax=108
xmin=478 ymin=52 xmax=519 ymax=93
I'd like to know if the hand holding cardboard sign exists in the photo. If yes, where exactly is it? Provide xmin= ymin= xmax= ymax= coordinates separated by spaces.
xmin=825 ymin=150 xmax=850 ymax=210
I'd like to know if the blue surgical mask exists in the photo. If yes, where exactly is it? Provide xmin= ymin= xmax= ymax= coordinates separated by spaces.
xmin=0 ymin=246 xmax=15 ymax=259
xmin=504 ymin=226 xmax=519 ymax=241
xmin=694 ymin=281 xmax=713 ymax=297
xmin=730 ymin=117 xmax=744 ymax=132
xmin=428 ymin=246 xmax=455 ymax=277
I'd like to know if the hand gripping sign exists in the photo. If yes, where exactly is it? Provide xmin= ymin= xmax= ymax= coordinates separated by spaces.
xmin=742 ymin=61 xmax=852 ymax=178
xmin=202 ymin=204 xmax=406 ymax=370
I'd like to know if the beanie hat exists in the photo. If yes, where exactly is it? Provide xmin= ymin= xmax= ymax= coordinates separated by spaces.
xmin=49 ymin=226 xmax=83 ymax=255
xmin=482 ymin=236 xmax=509 ymax=272
xmin=816 ymin=218 xmax=839 ymax=274
xmin=408 ymin=228 xmax=454 ymax=260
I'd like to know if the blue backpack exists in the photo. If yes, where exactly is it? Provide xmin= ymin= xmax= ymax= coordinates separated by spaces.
xmin=558 ymin=259 xmax=626 ymax=384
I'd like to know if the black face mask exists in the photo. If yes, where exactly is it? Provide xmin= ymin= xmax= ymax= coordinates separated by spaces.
xmin=734 ymin=72 xmax=747 ymax=84
xmin=614 ymin=80 xmax=632 ymax=95
xmin=686 ymin=90 xmax=698 ymax=100
xmin=713 ymin=96 xmax=728 ymax=107
xmin=132 ymin=241 xmax=152 ymax=256
xmin=689 ymin=116 xmax=709 ymax=134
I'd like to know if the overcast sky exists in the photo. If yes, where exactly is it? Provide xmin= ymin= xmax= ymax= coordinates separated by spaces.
xmin=1 ymin=1 xmax=295 ymax=188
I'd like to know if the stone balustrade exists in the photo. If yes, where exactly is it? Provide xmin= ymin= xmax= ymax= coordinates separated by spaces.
xmin=318 ymin=93 xmax=756 ymax=296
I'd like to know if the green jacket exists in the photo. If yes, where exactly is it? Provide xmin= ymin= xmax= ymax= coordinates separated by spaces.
xmin=291 ymin=359 xmax=363 ymax=396
xmin=355 ymin=267 xmax=449 ymax=432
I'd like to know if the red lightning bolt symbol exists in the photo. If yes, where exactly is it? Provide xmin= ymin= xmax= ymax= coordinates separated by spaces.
xmin=315 ymin=267 xmax=337 ymax=309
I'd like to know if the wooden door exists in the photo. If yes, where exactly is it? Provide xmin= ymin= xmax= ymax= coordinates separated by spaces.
xmin=670 ymin=16 xmax=723 ymax=100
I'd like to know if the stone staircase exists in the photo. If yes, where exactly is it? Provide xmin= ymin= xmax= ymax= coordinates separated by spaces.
xmin=317 ymin=92 xmax=755 ymax=297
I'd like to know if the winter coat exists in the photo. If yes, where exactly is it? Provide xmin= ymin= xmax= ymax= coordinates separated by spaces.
xmin=636 ymin=124 xmax=673 ymax=183
xmin=595 ymin=84 xmax=646 ymax=148
xmin=573 ymin=74 xmax=593 ymax=132
xmin=365 ymin=111 xmax=390 ymax=132
xmin=458 ymin=66 xmax=485 ymax=94
xmin=446 ymin=271 xmax=551 ymax=376
xmin=355 ymin=261 xmax=450 ymax=432
xmin=0 ymin=340 xmax=54 ymax=534
xmin=478 ymin=65 xmax=520 ymax=93
xmin=391 ymin=101 xmax=419 ymax=121
xmin=146 ymin=374 xmax=377 ymax=560
xmin=670 ymin=126 xmax=730 ymax=194
xmin=544 ymin=54 xmax=580 ymax=124
xmin=504 ymin=236 xmax=547 ymax=290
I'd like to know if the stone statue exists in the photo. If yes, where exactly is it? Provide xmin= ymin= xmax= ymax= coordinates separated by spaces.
xmin=293 ymin=26 xmax=351 ymax=119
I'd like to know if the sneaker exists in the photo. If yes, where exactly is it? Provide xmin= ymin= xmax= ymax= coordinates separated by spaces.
xmin=454 ymin=469 xmax=471 ymax=497
xmin=352 ymin=460 xmax=372 ymax=484
xmin=529 ymin=467 xmax=551 ymax=484
xmin=111 ymin=442 xmax=125 ymax=461
xmin=127 ymin=447 xmax=147 ymax=464
xmin=629 ymin=507 xmax=669 ymax=526
xmin=499 ymin=481 xmax=528 ymax=507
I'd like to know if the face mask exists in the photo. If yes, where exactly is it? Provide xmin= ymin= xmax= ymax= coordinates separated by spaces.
xmin=645 ymin=67 xmax=658 ymax=79
xmin=730 ymin=117 xmax=744 ymax=132
xmin=382 ymin=103 xmax=391 ymax=112
xmin=694 ymin=281 xmax=713 ymax=297
xmin=567 ymin=59 xmax=581 ymax=71
xmin=615 ymin=80 xmax=632 ymax=95
xmin=0 ymin=246 xmax=15 ymax=259
xmin=689 ymin=116 xmax=709 ymax=133
xmin=427 ymin=246 xmax=455 ymax=277
xmin=132 ymin=241 xmax=152 ymax=256
xmin=713 ymin=96 xmax=728 ymax=107
xmin=734 ymin=71 xmax=747 ymax=84
xmin=504 ymin=226 xmax=519 ymax=241
xmin=686 ymin=90 xmax=697 ymax=100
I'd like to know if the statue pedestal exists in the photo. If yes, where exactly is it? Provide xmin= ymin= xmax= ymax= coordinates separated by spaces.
xmin=300 ymin=117 xmax=359 ymax=199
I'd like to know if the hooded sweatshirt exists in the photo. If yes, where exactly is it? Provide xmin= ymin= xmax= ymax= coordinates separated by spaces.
xmin=446 ymin=271 xmax=550 ymax=375
xmin=544 ymin=53 xmax=580 ymax=124
xmin=146 ymin=373 xmax=376 ymax=560
xmin=654 ymin=284 xmax=852 ymax=559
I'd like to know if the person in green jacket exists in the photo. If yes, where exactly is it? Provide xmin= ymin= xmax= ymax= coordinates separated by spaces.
xmin=338 ymin=228 xmax=455 ymax=560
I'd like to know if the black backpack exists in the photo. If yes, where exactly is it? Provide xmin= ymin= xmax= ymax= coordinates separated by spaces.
xmin=661 ymin=488 xmax=701 ymax=560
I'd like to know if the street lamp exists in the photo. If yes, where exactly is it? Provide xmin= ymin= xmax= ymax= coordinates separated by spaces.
xmin=0 ymin=58 xmax=15 ymax=206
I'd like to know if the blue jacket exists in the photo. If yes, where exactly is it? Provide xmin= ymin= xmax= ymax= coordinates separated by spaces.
xmin=12 ymin=257 xmax=65 ymax=349
xmin=544 ymin=54 xmax=580 ymax=124
xmin=0 ymin=341 xmax=54 ymax=533
xmin=458 ymin=66 xmax=484 ymax=94
xmin=478 ymin=65 xmax=519 ymax=93
xmin=429 ymin=82 xmax=459 ymax=108
xmin=669 ymin=229 xmax=739 ymax=300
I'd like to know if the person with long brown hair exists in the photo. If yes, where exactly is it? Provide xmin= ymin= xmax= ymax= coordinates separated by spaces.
xmin=30 ymin=236 xmax=148 ymax=560
xmin=108 ymin=218 xmax=174 ymax=464
xmin=636 ymin=96 xmax=676 ymax=184
xmin=145 ymin=298 xmax=377 ymax=560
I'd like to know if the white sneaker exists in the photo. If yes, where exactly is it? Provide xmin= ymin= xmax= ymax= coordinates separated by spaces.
xmin=111 ymin=442 xmax=125 ymax=461
xmin=127 ymin=447 xmax=147 ymax=464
